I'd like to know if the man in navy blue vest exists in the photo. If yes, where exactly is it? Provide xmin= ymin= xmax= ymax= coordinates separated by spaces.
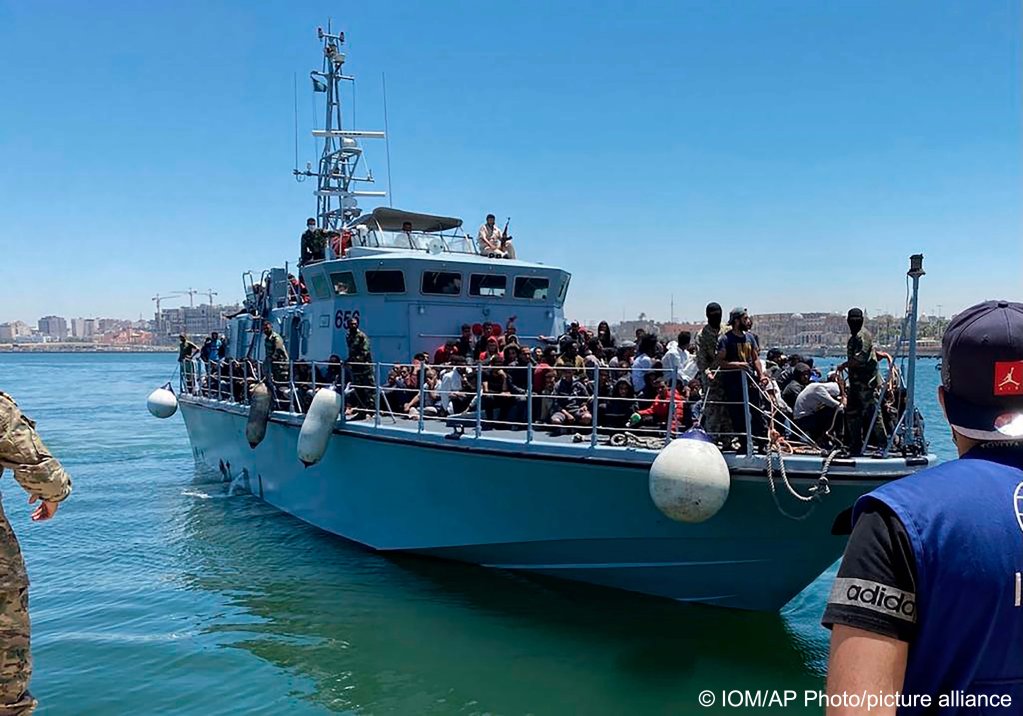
xmin=823 ymin=300 xmax=1023 ymax=715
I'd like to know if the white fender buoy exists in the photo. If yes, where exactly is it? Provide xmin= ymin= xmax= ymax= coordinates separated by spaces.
xmin=147 ymin=383 xmax=178 ymax=419
xmin=648 ymin=429 xmax=730 ymax=523
xmin=246 ymin=383 xmax=272 ymax=448
xmin=297 ymin=387 xmax=343 ymax=466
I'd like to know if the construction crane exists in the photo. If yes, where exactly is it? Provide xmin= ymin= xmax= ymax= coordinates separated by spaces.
xmin=201 ymin=289 xmax=219 ymax=306
xmin=177 ymin=288 xmax=199 ymax=308
xmin=152 ymin=292 xmax=186 ymax=316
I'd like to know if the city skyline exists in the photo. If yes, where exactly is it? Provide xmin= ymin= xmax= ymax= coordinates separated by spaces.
xmin=1 ymin=3 xmax=1019 ymax=323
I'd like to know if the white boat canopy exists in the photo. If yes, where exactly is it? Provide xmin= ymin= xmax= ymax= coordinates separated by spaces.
xmin=353 ymin=207 xmax=463 ymax=233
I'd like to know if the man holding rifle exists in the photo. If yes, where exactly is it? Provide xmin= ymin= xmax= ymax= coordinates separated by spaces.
xmin=477 ymin=214 xmax=516 ymax=259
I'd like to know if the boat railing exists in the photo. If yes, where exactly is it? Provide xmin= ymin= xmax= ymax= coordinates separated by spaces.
xmin=179 ymin=357 xmax=828 ymax=455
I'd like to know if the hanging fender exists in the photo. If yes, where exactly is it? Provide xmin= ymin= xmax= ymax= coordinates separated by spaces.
xmin=297 ymin=387 xmax=343 ymax=466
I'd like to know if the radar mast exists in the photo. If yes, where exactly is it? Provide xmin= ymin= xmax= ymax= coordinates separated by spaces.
xmin=295 ymin=22 xmax=386 ymax=231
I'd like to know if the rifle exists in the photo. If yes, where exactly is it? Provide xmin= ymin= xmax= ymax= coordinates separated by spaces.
xmin=500 ymin=217 xmax=512 ymax=249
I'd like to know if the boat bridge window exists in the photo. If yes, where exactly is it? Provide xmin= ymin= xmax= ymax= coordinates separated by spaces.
xmin=469 ymin=274 xmax=507 ymax=297
xmin=421 ymin=271 xmax=462 ymax=296
xmin=308 ymin=273 xmax=332 ymax=300
xmin=330 ymin=272 xmax=358 ymax=295
xmin=365 ymin=270 xmax=406 ymax=294
xmin=513 ymin=276 xmax=549 ymax=300
xmin=558 ymin=275 xmax=571 ymax=302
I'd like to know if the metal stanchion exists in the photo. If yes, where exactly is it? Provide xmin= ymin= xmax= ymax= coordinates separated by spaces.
xmin=665 ymin=369 xmax=678 ymax=445
xmin=526 ymin=366 xmax=534 ymax=444
xmin=741 ymin=372 xmax=753 ymax=458
xmin=418 ymin=362 xmax=426 ymax=434
xmin=475 ymin=365 xmax=483 ymax=438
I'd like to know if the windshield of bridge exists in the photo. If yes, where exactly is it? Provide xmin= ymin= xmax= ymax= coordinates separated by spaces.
xmin=365 ymin=228 xmax=477 ymax=255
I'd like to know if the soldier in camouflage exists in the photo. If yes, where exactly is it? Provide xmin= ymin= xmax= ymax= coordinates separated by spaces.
xmin=838 ymin=307 xmax=891 ymax=455
xmin=261 ymin=321 xmax=289 ymax=384
xmin=1 ymin=391 xmax=71 ymax=715
xmin=345 ymin=316 xmax=375 ymax=413
xmin=695 ymin=302 xmax=732 ymax=440
xmin=299 ymin=218 xmax=326 ymax=266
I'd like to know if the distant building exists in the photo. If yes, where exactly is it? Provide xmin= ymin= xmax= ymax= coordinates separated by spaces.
xmin=752 ymin=312 xmax=847 ymax=350
xmin=155 ymin=303 xmax=243 ymax=342
xmin=97 ymin=318 xmax=129 ymax=333
xmin=70 ymin=318 xmax=86 ymax=339
xmin=37 ymin=315 xmax=68 ymax=340
xmin=82 ymin=318 xmax=97 ymax=338
xmin=0 ymin=320 xmax=33 ymax=342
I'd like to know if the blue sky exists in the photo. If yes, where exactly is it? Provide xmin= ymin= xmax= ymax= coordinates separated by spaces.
xmin=1 ymin=1 xmax=1019 ymax=326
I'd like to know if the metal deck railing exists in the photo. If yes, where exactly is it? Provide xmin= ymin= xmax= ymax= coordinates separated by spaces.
xmin=179 ymin=357 xmax=843 ymax=455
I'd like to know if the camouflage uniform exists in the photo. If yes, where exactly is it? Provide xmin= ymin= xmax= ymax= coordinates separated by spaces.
xmin=300 ymin=229 xmax=326 ymax=266
xmin=263 ymin=330 xmax=290 ymax=384
xmin=0 ymin=391 xmax=71 ymax=715
xmin=845 ymin=328 xmax=881 ymax=455
xmin=346 ymin=329 xmax=375 ymax=409
xmin=695 ymin=324 xmax=732 ymax=436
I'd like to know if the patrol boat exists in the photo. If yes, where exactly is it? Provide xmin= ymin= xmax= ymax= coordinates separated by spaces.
xmin=153 ymin=25 xmax=934 ymax=611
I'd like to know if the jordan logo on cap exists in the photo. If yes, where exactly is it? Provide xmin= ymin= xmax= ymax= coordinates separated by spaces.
xmin=995 ymin=361 xmax=1023 ymax=396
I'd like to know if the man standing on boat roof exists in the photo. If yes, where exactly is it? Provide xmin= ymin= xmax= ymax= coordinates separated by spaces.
xmin=300 ymin=217 xmax=326 ymax=266
xmin=837 ymin=307 xmax=891 ymax=456
xmin=261 ymin=321 xmax=289 ymax=384
xmin=695 ymin=302 xmax=732 ymax=440
xmin=824 ymin=300 xmax=1023 ymax=709
xmin=0 ymin=390 xmax=72 ymax=715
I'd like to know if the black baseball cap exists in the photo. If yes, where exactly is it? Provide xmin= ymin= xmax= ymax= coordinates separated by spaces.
xmin=941 ymin=300 xmax=1023 ymax=441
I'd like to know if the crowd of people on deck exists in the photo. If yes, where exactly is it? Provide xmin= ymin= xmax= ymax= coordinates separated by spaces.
xmin=177 ymin=300 xmax=896 ymax=456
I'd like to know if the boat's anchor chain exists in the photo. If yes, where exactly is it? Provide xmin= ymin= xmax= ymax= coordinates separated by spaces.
xmin=764 ymin=446 xmax=838 ymax=521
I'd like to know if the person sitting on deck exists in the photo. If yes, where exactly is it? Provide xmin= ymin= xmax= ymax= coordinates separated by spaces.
xmin=315 ymin=355 xmax=344 ymax=387
xmin=456 ymin=324 xmax=473 ymax=360
xmin=628 ymin=375 xmax=684 ymax=433
xmin=782 ymin=362 xmax=812 ymax=410
xmin=793 ymin=378 xmax=845 ymax=447
xmin=601 ymin=377 xmax=637 ymax=430
xmin=476 ymin=214 xmax=515 ymax=258
xmin=404 ymin=368 xmax=442 ymax=419
xmin=775 ymin=354 xmax=803 ymax=392
xmin=555 ymin=341 xmax=585 ymax=377
xmin=549 ymin=372 xmax=592 ymax=433
xmin=437 ymin=358 xmax=471 ymax=416
xmin=400 ymin=220 xmax=415 ymax=248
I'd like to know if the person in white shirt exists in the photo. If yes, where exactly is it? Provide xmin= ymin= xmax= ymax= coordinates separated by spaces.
xmin=437 ymin=362 xmax=469 ymax=415
xmin=793 ymin=380 xmax=845 ymax=444
xmin=477 ymin=214 xmax=515 ymax=258
xmin=662 ymin=330 xmax=697 ymax=387
xmin=631 ymin=334 xmax=658 ymax=393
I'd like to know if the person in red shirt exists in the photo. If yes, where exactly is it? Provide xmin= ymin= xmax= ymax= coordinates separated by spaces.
xmin=628 ymin=376 xmax=684 ymax=434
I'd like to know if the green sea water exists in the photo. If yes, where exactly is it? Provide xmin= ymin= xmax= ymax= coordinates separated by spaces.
xmin=0 ymin=353 xmax=953 ymax=715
